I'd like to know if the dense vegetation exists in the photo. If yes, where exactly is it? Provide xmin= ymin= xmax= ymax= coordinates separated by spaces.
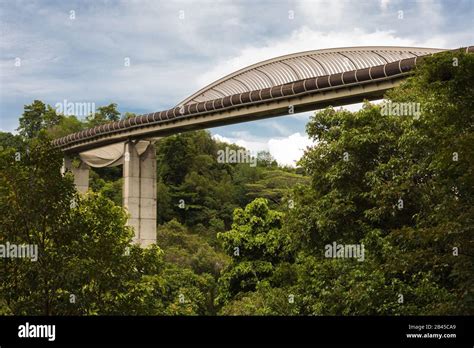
xmin=0 ymin=51 xmax=472 ymax=315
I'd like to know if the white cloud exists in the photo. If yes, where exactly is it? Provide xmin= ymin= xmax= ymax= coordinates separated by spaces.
xmin=213 ymin=132 xmax=314 ymax=167
xmin=212 ymin=133 xmax=268 ymax=154
xmin=268 ymin=133 xmax=314 ymax=167
xmin=296 ymin=0 xmax=346 ymax=26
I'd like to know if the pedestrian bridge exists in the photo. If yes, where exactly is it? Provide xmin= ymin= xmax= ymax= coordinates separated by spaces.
xmin=54 ymin=45 xmax=473 ymax=246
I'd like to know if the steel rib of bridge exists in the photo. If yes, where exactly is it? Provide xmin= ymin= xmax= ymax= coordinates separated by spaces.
xmin=179 ymin=46 xmax=443 ymax=104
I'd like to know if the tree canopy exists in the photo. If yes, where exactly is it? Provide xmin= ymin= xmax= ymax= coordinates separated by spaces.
xmin=1 ymin=50 xmax=472 ymax=316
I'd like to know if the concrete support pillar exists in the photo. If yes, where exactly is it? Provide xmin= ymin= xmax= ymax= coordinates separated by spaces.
xmin=123 ymin=142 xmax=140 ymax=241
xmin=62 ymin=157 xmax=89 ymax=194
xmin=123 ymin=141 xmax=156 ymax=246
xmin=139 ymin=143 xmax=157 ymax=246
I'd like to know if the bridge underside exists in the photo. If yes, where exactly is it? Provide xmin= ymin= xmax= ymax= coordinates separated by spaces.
xmin=61 ymin=75 xmax=404 ymax=154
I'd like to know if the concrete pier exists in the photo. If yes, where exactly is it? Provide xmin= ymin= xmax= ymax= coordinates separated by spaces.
xmin=63 ymin=140 xmax=156 ymax=247
xmin=123 ymin=141 xmax=157 ymax=246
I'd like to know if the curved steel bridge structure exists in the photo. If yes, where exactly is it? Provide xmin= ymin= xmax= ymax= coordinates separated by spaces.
xmin=54 ymin=45 xmax=473 ymax=246
xmin=55 ymin=46 xmax=474 ymax=153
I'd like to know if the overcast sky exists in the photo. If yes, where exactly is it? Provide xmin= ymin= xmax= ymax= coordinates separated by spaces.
xmin=1 ymin=0 xmax=472 ymax=165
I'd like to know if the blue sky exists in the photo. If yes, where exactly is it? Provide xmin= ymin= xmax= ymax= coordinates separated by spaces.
xmin=1 ymin=0 xmax=473 ymax=165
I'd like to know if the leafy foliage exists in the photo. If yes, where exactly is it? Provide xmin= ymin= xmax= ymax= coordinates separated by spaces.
xmin=1 ymin=51 xmax=472 ymax=316
xmin=285 ymin=51 xmax=474 ymax=315
xmin=217 ymin=198 xmax=294 ymax=306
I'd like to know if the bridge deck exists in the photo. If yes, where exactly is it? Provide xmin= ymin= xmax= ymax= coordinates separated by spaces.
xmin=53 ymin=46 xmax=473 ymax=154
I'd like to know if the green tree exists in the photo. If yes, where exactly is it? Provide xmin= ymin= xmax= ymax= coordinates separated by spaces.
xmin=86 ymin=103 xmax=121 ymax=127
xmin=244 ymin=169 xmax=309 ymax=207
xmin=0 ymin=136 xmax=166 ymax=315
xmin=17 ymin=100 xmax=60 ymax=139
xmin=216 ymin=198 xmax=294 ymax=306
xmin=0 ymin=132 xmax=24 ymax=152
xmin=46 ymin=115 xmax=84 ymax=139
xmin=157 ymin=219 xmax=229 ymax=277
xmin=123 ymin=112 xmax=137 ymax=120
xmin=285 ymin=50 xmax=473 ymax=315
xmin=256 ymin=150 xmax=278 ymax=167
